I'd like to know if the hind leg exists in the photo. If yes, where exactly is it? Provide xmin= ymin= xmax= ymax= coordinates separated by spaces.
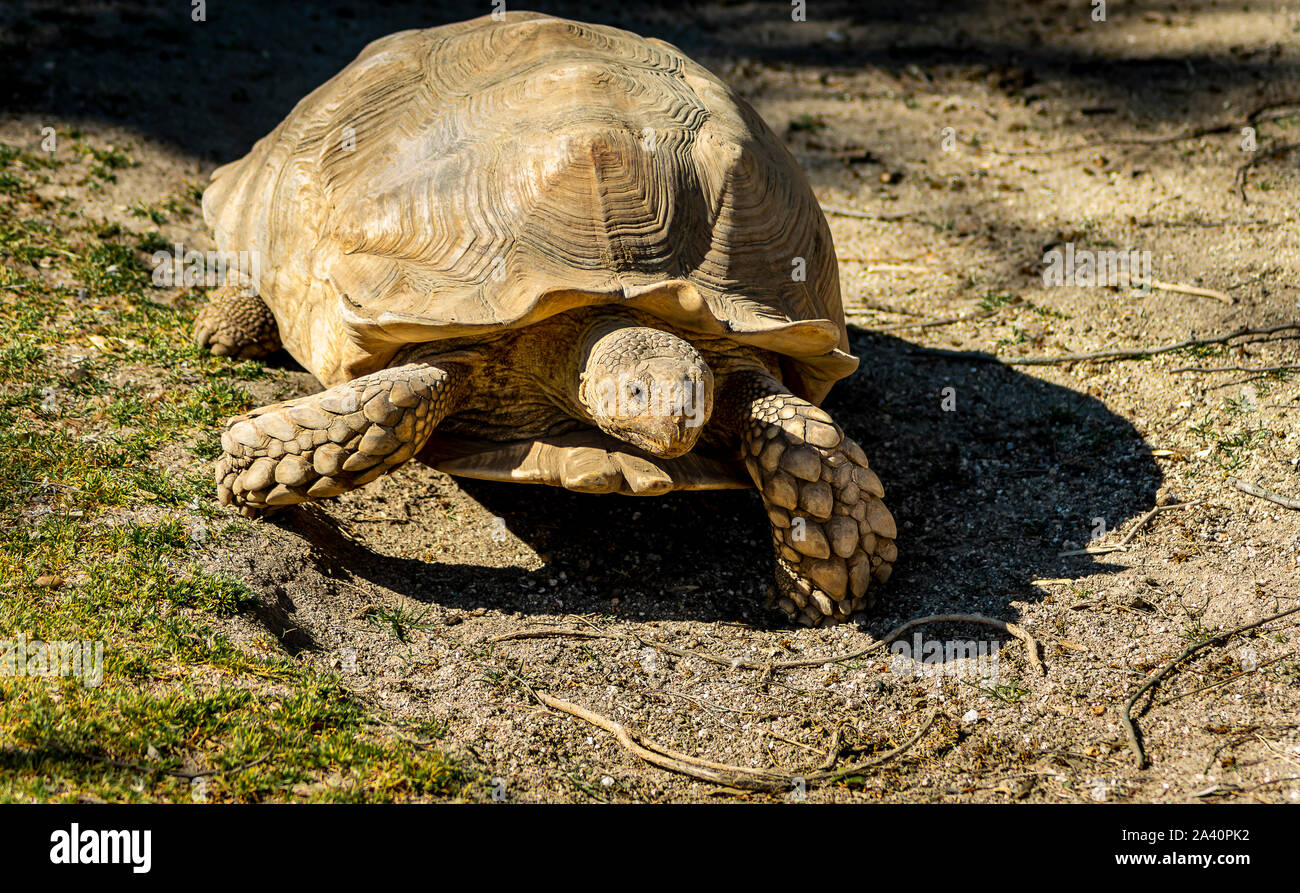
xmin=194 ymin=285 xmax=282 ymax=360
xmin=217 ymin=362 xmax=467 ymax=516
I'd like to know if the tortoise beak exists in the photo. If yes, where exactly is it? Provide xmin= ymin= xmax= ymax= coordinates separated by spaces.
xmin=633 ymin=415 xmax=701 ymax=459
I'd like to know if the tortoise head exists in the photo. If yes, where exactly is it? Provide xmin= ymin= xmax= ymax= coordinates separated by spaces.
xmin=576 ymin=323 xmax=714 ymax=459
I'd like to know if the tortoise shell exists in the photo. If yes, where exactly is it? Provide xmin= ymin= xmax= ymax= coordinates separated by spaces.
xmin=203 ymin=11 xmax=857 ymax=406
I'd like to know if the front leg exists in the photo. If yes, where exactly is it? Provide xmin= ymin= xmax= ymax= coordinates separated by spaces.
xmin=216 ymin=361 xmax=466 ymax=516
xmin=716 ymin=366 xmax=896 ymax=626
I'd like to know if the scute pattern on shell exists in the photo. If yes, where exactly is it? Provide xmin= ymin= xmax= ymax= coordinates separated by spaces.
xmin=202 ymin=11 xmax=857 ymax=398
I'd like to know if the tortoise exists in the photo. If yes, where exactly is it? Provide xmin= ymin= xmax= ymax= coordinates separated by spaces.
xmin=194 ymin=11 xmax=896 ymax=626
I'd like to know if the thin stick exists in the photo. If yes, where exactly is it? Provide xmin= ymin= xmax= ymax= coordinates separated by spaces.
xmin=1058 ymin=501 xmax=1200 ymax=556
xmin=486 ymin=629 xmax=608 ymax=643
xmin=492 ymin=613 xmax=1045 ymax=676
xmin=1236 ymin=140 xmax=1300 ymax=202
xmin=982 ymin=100 xmax=1300 ymax=157
xmin=912 ymin=323 xmax=1300 ymax=366
xmin=821 ymin=204 xmax=945 ymax=229
xmin=869 ymin=309 xmax=997 ymax=333
xmin=1231 ymin=478 xmax=1300 ymax=510
xmin=534 ymin=691 xmax=790 ymax=790
xmin=844 ymin=300 xmax=925 ymax=317
xmin=812 ymin=712 xmax=939 ymax=782
xmin=1172 ymin=364 xmax=1300 ymax=374
xmin=1155 ymin=655 xmax=1287 ymax=706
xmin=1134 ymin=279 xmax=1234 ymax=305
xmin=535 ymin=690 xmax=939 ymax=791
xmin=1121 ymin=605 xmax=1300 ymax=769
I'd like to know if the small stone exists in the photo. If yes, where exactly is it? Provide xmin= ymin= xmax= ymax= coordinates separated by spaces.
xmin=780 ymin=447 xmax=821 ymax=481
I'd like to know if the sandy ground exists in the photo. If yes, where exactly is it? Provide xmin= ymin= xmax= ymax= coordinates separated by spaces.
xmin=2 ymin=0 xmax=1299 ymax=802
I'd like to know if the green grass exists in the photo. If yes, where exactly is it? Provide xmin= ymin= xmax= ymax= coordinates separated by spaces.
xmin=0 ymin=140 xmax=470 ymax=802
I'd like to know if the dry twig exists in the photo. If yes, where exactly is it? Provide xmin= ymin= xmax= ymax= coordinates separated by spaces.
xmin=489 ymin=612 xmax=1045 ymax=676
xmin=534 ymin=691 xmax=939 ymax=791
xmin=1129 ymin=278 xmax=1234 ymax=305
xmin=821 ymin=204 xmax=944 ymax=229
xmin=1172 ymin=364 xmax=1300 ymax=374
xmin=868 ymin=309 xmax=997 ymax=333
xmin=1121 ymin=606 xmax=1300 ymax=769
xmin=1230 ymin=478 xmax=1300 ymax=510
xmin=1058 ymin=500 xmax=1200 ymax=556
xmin=982 ymin=99 xmax=1300 ymax=157
xmin=913 ymin=323 xmax=1300 ymax=367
